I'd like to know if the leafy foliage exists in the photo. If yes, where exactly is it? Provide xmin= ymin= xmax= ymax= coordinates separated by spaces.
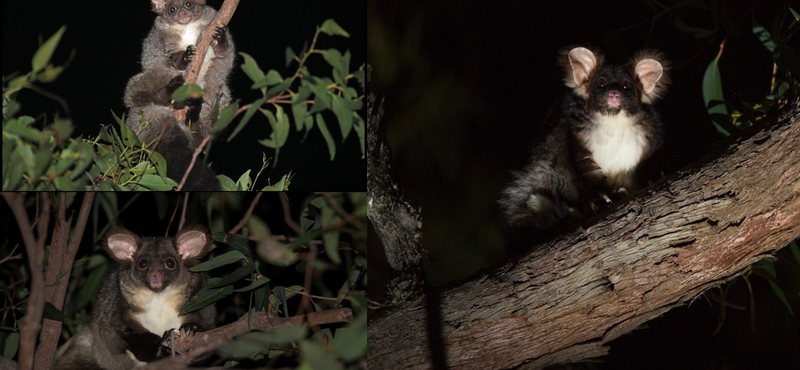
xmin=682 ymin=5 xmax=800 ymax=136
xmin=3 ymin=18 xmax=364 ymax=190
xmin=235 ymin=19 xmax=366 ymax=168
xmin=0 ymin=192 xmax=367 ymax=368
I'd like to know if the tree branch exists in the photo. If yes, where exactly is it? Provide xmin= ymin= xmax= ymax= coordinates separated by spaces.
xmin=173 ymin=0 xmax=239 ymax=123
xmin=367 ymin=98 xmax=800 ymax=369
xmin=164 ymin=308 xmax=353 ymax=354
xmin=35 ymin=193 xmax=95 ymax=370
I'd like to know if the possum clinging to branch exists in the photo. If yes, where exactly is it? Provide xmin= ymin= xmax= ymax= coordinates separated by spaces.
xmin=123 ymin=0 xmax=235 ymax=190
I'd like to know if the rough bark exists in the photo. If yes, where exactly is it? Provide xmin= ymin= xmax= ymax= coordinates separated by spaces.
xmin=367 ymin=92 xmax=426 ymax=303
xmin=367 ymin=98 xmax=800 ymax=369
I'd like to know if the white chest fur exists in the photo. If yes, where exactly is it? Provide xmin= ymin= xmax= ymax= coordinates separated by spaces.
xmin=586 ymin=112 xmax=646 ymax=188
xmin=173 ymin=22 xmax=217 ymax=88
xmin=128 ymin=285 xmax=184 ymax=335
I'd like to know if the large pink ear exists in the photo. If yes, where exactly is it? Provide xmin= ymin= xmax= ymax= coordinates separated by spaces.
xmin=176 ymin=226 xmax=215 ymax=261
xmin=631 ymin=50 xmax=670 ymax=104
xmin=150 ymin=0 xmax=167 ymax=13
xmin=568 ymin=47 xmax=597 ymax=87
xmin=106 ymin=230 xmax=139 ymax=262
xmin=635 ymin=59 xmax=663 ymax=94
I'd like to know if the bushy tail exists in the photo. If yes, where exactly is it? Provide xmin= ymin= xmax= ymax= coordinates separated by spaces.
xmin=126 ymin=107 xmax=220 ymax=190
xmin=158 ymin=123 xmax=220 ymax=191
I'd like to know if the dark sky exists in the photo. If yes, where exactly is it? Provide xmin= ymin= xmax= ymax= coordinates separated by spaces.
xmin=3 ymin=0 xmax=366 ymax=191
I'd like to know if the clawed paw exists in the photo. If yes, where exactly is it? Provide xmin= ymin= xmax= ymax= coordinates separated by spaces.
xmin=183 ymin=45 xmax=196 ymax=63
xmin=213 ymin=25 xmax=228 ymax=40
xmin=159 ymin=324 xmax=198 ymax=356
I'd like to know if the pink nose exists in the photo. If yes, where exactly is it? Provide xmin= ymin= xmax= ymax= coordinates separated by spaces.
xmin=609 ymin=91 xmax=620 ymax=99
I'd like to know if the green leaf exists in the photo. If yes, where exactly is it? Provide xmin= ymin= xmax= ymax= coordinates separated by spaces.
xmin=4 ymin=118 xmax=43 ymax=142
xmin=149 ymin=151 xmax=168 ymax=178
xmin=292 ymin=85 xmax=312 ymax=105
xmin=258 ymin=107 xmax=290 ymax=167
xmin=292 ymin=101 xmax=309 ymax=132
xmin=316 ymin=114 xmax=336 ymax=161
xmin=333 ymin=314 xmax=366 ymax=362
xmin=206 ymin=264 xmax=255 ymax=289
xmin=239 ymin=52 xmax=266 ymax=85
xmin=32 ymin=147 xmax=52 ymax=184
xmin=171 ymin=83 xmax=204 ymax=103
xmin=751 ymin=21 xmax=775 ymax=52
xmin=276 ymin=286 xmax=288 ymax=317
xmin=322 ymin=202 xmax=342 ymax=265
xmin=254 ymin=69 xmax=283 ymax=88
xmin=190 ymin=250 xmax=246 ymax=272
xmin=353 ymin=68 xmax=365 ymax=90
xmin=330 ymin=94 xmax=353 ymax=141
xmin=300 ymin=339 xmax=343 ymax=370
xmin=32 ymin=26 xmax=66 ymax=73
xmin=236 ymin=169 xmax=253 ymax=191
xmin=319 ymin=19 xmax=350 ymax=38
xmin=702 ymin=46 xmax=730 ymax=136
xmin=228 ymin=98 xmax=264 ymax=142
xmin=285 ymin=46 xmax=296 ymax=67
xmin=137 ymin=174 xmax=177 ymax=190
xmin=255 ymin=285 xmax=267 ymax=311
xmin=216 ymin=232 xmax=252 ymax=258
xmin=305 ymin=76 xmax=333 ymax=112
xmin=265 ymin=80 xmax=292 ymax=100
xmin=180 ymin=281 xmax=233 ymax=315
xmin=261 ymin=173 xmax=291 ymax=191
xmin=353 ymin=113 xmax=365 ymax=157
xmin=3 ymin=332 xmax=19 ymax=359
xmin=276 ymin=106 xmax=290 ymax=147
xmin=233 ymin=275 xmax=271 ymax=293
xmin=212 ymin=101 xmax=239 ymax=135
xmin=43 ymin=302 xmax=67 ymax=321
xmin=308 ymin=94 xmax=330 ymax=115
xmin=218 ymin=174 xmax=238 ymax=190
xmin=321 ymin=49 xmax=347 ymax=82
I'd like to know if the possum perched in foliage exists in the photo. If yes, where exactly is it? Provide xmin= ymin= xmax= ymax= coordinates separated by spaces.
xmin=499 ymin=46 xmax=669 ymax=234
xmin=54 ymin=226 xmax=216 ymax=370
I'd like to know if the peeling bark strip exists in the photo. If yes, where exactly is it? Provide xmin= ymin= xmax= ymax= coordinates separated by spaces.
xmin=368 ymin=101 xmax=800 ymax=369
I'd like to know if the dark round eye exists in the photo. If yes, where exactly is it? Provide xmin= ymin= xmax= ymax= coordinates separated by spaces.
xmin=596 ymin=77 xmax=607 ymax=88
xmin=622 ymin=80 xmax=632 ymax=90
xmin=185 ymin=1 xmax=193 ymax=8
xmin=169 ymin=6 xmax=177 ymax=14
xmin=165 ymin=257 xmax=177 ymax=270
xmin=137 ymin=258 xmax=149 ymax=270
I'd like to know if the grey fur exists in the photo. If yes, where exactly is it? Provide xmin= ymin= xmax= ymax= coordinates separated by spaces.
xmin=123 ymin=0 xmax=234 ymax=189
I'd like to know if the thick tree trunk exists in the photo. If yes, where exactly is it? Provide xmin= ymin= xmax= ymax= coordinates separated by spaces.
xmin=368 ymin=98 xmax=800 ymax=369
